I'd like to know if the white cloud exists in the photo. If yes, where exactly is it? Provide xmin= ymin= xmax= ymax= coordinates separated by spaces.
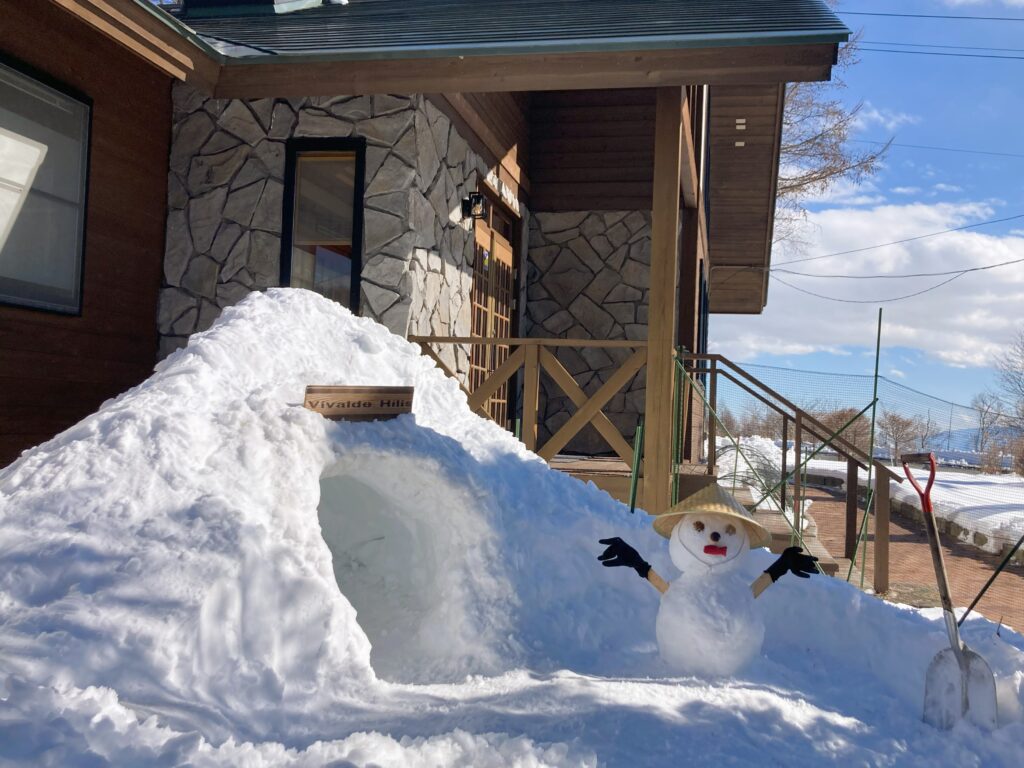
xmin=1008 ymin=229 xmax=1024 ymax=236
xmin=888 ymin=368 xmax=907 ymax=379
xmin=801 ymin=177 xmax=886 ymax=206
xmin=933 ymin=183 xmax=964 ymax=193
xmin=854 ymin=102 xmax=921 ymax=133
xmin=891 ymin=186 xmax=922 ymax=195
xmin=711 ymin=202 xmax=1024 ymax=370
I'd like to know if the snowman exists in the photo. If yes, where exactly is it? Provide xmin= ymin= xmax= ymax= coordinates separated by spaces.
xmin=598 ymin=483 xmax=818 ymax=676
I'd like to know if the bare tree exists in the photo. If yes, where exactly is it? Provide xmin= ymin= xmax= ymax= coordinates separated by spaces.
xmin=815 ymin=406 xmax=871 ymax=454
xmin=913 ymin=411 xmax=939 ymax=451
xmin=719 ymin=404 xmax=740 ymax=436
xmin=877 ymin=410 xmax=917 ymax=462
xmin=1012 ymin=436 xmax=1024 ymax=476
xmin=980 ymin=442 xmax=1006 ymax=475
xmin=738 ymin=404 xmax=780 ymax=440
xmin=776 ymin=22 xmax=890 ymax=245
xmin=995 ymin=327 xmax=1024 ymax=428
xmin=971 ymin=392 xmax=1004 ymax=453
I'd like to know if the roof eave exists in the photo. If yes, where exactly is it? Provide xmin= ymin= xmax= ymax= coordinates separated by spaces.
xmin=133 ymin=0 xmax=227 ymax=63
xmin=208 ymin=29 xmax=850 ymax=64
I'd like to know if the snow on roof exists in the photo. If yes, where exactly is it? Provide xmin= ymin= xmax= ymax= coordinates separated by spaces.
xmin=1 ymin=289 xmax=1023 ymax=765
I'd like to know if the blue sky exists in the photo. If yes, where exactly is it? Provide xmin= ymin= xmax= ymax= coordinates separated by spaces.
xmin=711 ymin=0 xmax=1024 ymax=405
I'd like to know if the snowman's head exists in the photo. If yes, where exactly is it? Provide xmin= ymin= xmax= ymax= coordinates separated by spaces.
xmin=669 ymin=512 xmax=750 ymax=574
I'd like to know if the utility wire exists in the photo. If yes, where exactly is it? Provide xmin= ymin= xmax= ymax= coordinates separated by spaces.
xmin=860 ymin=47 xmax=1024 ymax=61
xmin=864 ymin=40 xmax=1024 ymax=54
xmin=773 ymin=213 xmax=1024 ymax=267
xmin=849 ymin=139 xmax=1024 ymax=161
xmin=841 ymin=11 xmax=1024 ymax=22
xmin=770 ymin=272 xmax=965 ymax=304
xmin=774 ymin=255 xmax=1024 ymax=280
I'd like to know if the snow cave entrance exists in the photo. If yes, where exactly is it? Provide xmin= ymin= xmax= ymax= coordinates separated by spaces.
xmin=317 ymin=457 xmax=491 ymax=683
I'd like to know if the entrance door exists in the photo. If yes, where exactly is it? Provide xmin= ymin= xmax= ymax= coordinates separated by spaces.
xmin=469 ymin=199 xmax=516 ymax=427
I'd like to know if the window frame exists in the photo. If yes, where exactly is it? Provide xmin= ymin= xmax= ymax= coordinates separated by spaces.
xmin=0 ymin=53 xmax=92 ymax=317
xmin=280 ymin=137 xmax=366 ymax=313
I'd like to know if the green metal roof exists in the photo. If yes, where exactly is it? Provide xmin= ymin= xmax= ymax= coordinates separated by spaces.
xmin=176 ymin=0 xmax=849 ymax=61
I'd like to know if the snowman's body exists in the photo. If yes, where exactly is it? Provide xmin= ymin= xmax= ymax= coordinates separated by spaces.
xmin=656 ymin=569 xmax=763 ymax=676
xmin=655 ymin=512 xmax=765 ymax=676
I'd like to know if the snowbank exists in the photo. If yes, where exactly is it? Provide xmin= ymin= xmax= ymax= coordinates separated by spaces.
xmin=2 ymin=290 xmax=1023 ymax=766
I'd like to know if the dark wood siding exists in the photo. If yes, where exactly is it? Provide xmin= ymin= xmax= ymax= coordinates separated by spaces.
xmin=464 ymin=92 xmax=530 ymax=171
xmin=430 ymin=91 xmax=530 ymax=202
xmin=529 ymin=89 xmax=656 ymax=211
xmin=0 ymin=0 xmax=172 ymax=466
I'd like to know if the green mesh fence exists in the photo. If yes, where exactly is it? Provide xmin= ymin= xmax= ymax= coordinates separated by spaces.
xmin=709 ymin=362 xmax=1024 ymax=632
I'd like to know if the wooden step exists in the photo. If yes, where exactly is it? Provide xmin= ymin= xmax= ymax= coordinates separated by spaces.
xmin=728 ymin=485 xmax=757 ymax=511
xmin=750 ymin=508 xmax=838 ymax=576
xmin=832 ymin=557 xmax=862 ymax=586
xmin=803 ymin=534 xmax=839 ymax=577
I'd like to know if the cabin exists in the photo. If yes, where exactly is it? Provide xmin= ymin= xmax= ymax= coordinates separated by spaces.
xmin=0 ymin=0 xmax=850 ymax=519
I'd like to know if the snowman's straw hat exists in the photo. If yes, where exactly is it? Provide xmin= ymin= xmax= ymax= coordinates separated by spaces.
xmin=651 ymin=482 xmax=772 ymax=549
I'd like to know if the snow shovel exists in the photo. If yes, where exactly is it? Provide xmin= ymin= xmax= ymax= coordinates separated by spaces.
xmin=900 ymin=452 xmax=997 ymax=730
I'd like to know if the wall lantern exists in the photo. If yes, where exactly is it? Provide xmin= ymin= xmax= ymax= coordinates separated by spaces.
xmin=461 ymin=193 xmax=488 ymax=221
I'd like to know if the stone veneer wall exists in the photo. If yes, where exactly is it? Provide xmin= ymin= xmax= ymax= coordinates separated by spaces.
xmin=524 ymin=211 xmax=651 ymax=454
xmin=158 ymin=83 xmax=490 ymax=379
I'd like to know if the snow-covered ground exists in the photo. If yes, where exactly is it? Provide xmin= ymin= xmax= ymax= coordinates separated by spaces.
xmin=722 ymin=436 xmax=1024 ymax=553
xmin=2 ymin=290 xmax=1024 ymax=766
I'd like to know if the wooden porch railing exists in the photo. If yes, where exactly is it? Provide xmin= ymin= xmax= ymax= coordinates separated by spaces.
xmin=678 ymin=352 xmax=904 ymax=594
xmin=410 ymin=336 xmax=647 ymax=467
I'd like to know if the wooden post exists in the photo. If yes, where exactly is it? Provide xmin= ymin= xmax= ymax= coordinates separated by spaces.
xmin=521 ymin=343 xmax=541 ymax=451
xmin=707 ymin=359 xmax=717 ymax=474
xmin=780 ymin=415 xmax=789 ymax=513
xmin=845 ymin=458 xmax=858 ymax=559
xmin=677 ymin=207 xmax=700 ymax=353
xmin=643 ymin=86 xmax=683 ymax=515
xmin=874 ymin=466 xmax=890 ymax=595
xmin=793 ymin=414 xmax=803 ymax=538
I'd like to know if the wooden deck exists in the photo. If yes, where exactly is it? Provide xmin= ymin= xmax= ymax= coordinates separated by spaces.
xmin=730 ymin=485 xmax=838 ymax=576
xmin=550 ymin=455 xmax=641 ymax=507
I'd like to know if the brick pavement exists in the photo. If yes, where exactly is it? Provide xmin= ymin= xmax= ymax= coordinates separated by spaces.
xmin=805 ymin=486 xmax=1024 ymax=633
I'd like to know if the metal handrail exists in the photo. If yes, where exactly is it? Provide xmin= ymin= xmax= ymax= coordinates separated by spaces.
xmin=678 ymin=352 xmax=902 ymax=481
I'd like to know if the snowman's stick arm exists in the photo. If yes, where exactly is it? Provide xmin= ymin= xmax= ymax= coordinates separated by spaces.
xmin=750 ymin=572 xmax=773 ymax=599
xmin=647 ymin=569 xmax=670 ymax=595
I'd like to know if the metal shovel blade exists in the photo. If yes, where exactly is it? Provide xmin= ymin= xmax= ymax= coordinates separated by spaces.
xmin=924 ymin=647 xmax=998 ymax=730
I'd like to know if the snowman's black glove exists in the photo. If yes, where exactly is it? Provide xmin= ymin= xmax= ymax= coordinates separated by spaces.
xmin=765 ymin=546 xmax=819 ymax=582
xmin=598 ymin=537 xmax=651 ymax=579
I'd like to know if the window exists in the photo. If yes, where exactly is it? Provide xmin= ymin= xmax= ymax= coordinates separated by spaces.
xmin=281 ymin=139 xmax=365 ymax=310
xmin=0 ymin=61 xmax=89 ymax=314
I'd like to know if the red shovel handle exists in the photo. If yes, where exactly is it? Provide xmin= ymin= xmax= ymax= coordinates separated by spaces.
xmin=901 ymin=452 xmax=936 ymax=512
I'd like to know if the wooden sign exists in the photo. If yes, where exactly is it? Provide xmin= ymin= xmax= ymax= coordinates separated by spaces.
xmin=303 ymin=385 xmax=414 ymax=421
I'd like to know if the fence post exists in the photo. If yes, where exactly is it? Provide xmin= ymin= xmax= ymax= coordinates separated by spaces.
xmin=521 ymin=343 xmax=541 ymax=451
xmin=707 ymin=359 xmax=717 ymax=474
xmin=845 ymin=458 xmax=858 ymax=559
xmin=793 ymin=414 xmax=803 ymax=539
xmin=873 ymin=467 xmax=890 ymax=594
xmin=680 ymin=359 xmax=693 ymax=463
xmin=780 ymin=415 xmax=789 ymax=513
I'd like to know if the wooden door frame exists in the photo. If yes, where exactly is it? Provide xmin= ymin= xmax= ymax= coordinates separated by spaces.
xmin=470 ymin=182 xmax=522 ymax=427
xmin=478 ymin=182 xmax=522 ymax=334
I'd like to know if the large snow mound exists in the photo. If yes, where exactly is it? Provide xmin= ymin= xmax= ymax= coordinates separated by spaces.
xmin=2 ymin=289 xmax=1023 ymax=766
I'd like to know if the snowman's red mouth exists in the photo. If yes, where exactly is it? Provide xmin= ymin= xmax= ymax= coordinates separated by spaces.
xmin=703 ymin=545 xmax=728 ymax=556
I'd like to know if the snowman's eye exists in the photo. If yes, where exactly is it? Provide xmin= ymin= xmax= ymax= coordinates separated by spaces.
xmin=693 ymin=521 xmax=705 ymax=532
xmin=725 ymin=524 xmax=737 ymax=535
